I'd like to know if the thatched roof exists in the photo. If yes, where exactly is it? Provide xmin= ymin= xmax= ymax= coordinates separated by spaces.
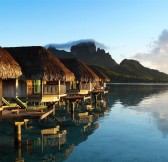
xmin=0 ymin=47 xmax=22 ymax=79
xmin=88 ymin=65 xmax=110 ymax=82
xmin=5 ymin=46 xmax=75 ymax=81
xmin=60 ymin=58 xmax=99 ymax=82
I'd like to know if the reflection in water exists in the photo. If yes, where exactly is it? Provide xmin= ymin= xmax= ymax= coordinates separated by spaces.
xmin=105 ymin=84 xmax=168 ymax=107
xmin=1 ymin=84 xmax=168 ymax=161
xmin=106 ymin=84 xmax=168 ymax=138
xmin=0 ymin=99 xmax=103 ymax=162
xmin=0 ymin=120 xmax=100 ymax=162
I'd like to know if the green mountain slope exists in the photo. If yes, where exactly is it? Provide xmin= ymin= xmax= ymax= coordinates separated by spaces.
xmin=113 ymin=59 xmax=168 ymax=82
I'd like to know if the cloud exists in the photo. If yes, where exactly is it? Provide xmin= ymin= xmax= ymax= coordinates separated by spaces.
xmin=45 ymin=39 xmax=107 ymax=51
xmin=133 ymin=29 xmax=168 ymax=74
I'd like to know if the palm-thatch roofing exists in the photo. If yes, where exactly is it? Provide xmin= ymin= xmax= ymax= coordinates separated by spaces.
xmin=5 ymin=46 xmax=75 ymax=81
xmin=0 ymin=47 xmax=22 ymax=79
xmin=88 ymin=65 xmax=110 ymax=82
xmin=60 ymin=58 xmax=99 ymax=82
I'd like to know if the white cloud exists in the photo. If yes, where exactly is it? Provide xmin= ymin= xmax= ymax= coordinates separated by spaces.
xmin=133 ymin=29 xmax=168 ymax=74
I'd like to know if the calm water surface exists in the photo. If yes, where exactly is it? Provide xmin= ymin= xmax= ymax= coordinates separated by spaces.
xmin=1 ymin=84 xmax=168 ymax=162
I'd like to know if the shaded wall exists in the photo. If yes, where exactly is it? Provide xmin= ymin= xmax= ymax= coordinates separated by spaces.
xmin=2 ymin=79 xmax=16 ymax=98
xmin=0 ymin=79 xmax=2 ymax=106
xmin=18 ymin=80 xmax=27 ymax=97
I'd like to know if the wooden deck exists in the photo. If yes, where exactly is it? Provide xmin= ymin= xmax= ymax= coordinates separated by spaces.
xmin=62 ymin=94 xmax=91 ymax=101
xmin=0 ymin=108 xmax=54 ymax=120
xmin=92 ymin=89 xmax=104 ymax=94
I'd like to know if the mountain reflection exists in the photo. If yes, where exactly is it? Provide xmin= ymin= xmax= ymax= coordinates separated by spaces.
xmin=106 ymin=84 xmax=168 ymax=137
xmin=105 ymin=84 xmax=168 ymax=107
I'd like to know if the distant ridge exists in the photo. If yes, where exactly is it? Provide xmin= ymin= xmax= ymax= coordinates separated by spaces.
xmin=110 ymin=59 xmax=168 ymax=82
xmin=47 ymin=41 xmax=168 ymax=83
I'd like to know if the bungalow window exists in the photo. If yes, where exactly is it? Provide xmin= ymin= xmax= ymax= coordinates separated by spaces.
xmin=72 ymin=81 xmax=77 ymax=90
xmin=27 ymin=80 xmax=33 ymax=95
xmin=33 ymin=80 xmax=41 ymax=94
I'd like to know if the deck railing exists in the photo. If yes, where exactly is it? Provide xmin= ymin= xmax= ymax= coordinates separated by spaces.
xmin=27 ymin=85 xmax=66 ymax=95
xmin=43 ymin=85 xmax=58 ymax=95
xmin=80 ymin=83 xmax=90 ymax=90
xmin=80 ymin=83 xmax=95 ymax=91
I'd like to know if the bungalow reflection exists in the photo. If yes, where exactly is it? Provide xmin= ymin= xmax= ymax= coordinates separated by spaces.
xmin=24 ymin=121 xmax=100 ymax=161
xmin=0 ymin=92 xmax=107 ymax=162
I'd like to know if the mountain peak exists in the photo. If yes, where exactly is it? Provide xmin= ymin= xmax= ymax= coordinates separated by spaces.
xmin=70 ymin=42 xmax=118 ymax=68
xmin=120 ymin=59 xmax=142 ymax=68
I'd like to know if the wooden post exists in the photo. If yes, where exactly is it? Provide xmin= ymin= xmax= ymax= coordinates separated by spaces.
xmin=66 ymin=100 xmax=70 ymax=113
xmin=24 ymin=119 xmax=29 ymax=130
xmin=58 ymin=133 xmax=61 ymax=150
xmin=0 ymin=108 xmax=3 ymax=116
xmin=41 ymin=134 xmax=44 ymax=154
xmin=70 ymin=81 xmax=72 ymax=90
xmin=94 ymin=94 xmax=98 ymax=108
xmin=78 ymin=81 xmax=81 ymax=90
xmin=16 ymin=78 xmax=19 ymax=97
xmin=41 ymin=80 xmax=43 ymax=98
xmin=100 ymin=92 xmax=103 ymax=100
xmin=15 ymin=122 xmax=24 ymax=146
xmin=15 ymin=145 xmax=24 ymax=162
xmin=58 ymin=101 xmax=61 ymax=106
xmin=89 ymin=81 xmax=92 ymax=91
xmin=71 ymin=101 xmax=75 ymax=120
xmin=0 ymin=79 xmax=2 ymax=107
xmin=53 ymin=104 xmax=56 ymax=116
xmin=58 ymin=80 xmax=60 ymax=97
xmin=76 ymin=101 xmax=79 ymax=110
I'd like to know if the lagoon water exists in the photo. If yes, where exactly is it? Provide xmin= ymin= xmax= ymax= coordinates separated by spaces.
xmin=1 ymin=84 xmax=168 ymax=162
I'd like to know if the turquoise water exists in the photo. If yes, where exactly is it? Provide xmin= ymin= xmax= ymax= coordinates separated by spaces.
xmin=1 ymin=84 xmax=168 ymax=162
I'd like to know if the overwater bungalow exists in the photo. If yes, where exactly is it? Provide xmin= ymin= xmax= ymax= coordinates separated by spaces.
xmin=0 ymin=47 xmax=22 ymax=109
xmin=60 ymin=58 xmax=99 ymax=95
xmin=5 ymin=46 xmax=75 ymax=107
xmin=88 ymin=65 xmax=110 ymax=91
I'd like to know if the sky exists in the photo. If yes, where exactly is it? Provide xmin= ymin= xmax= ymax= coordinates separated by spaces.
xmin=1 ymin=0 xmax=168 ymax=73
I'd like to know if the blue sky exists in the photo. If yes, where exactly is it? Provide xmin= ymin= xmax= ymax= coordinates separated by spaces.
xmin=1 ymin=0 xmax=168 ymax=73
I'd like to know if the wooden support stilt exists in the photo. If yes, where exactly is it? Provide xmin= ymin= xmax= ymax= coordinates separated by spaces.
xmin=41 ymin=134 xmax=44 ymax=154
xmin=0 ymin=108 xmax=3 ymax=116
xmin=16 ymin=145 xmax=24 ymax=162
xmin=94 ymin=94 xmax=98 ymax=108
xmin=76 ymin=101 xmax=79 ymax=110
xmin=0 ymin=79 xmax=2 ymax=108
xmin=100 ymin=92 xmax=103 ymax=100
xmin=66 ymin=100 xmax=70 ymax=113
xmin=24 ymin=119 xmax=29 ymax=130
xmin=58 ymin=80 xmax=60 ymax=99
xmin=58 ymin=133 xmax=61 ymax=150
xmin=53 ymin=104 xmax=56 ymax=116
xmin=14 ymin=122 xmax=24 ymax=146
xmin=26 ymin=139 xmax=33 ymax=153
xmin=71 ymin=102 xmax=75 ymax=120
